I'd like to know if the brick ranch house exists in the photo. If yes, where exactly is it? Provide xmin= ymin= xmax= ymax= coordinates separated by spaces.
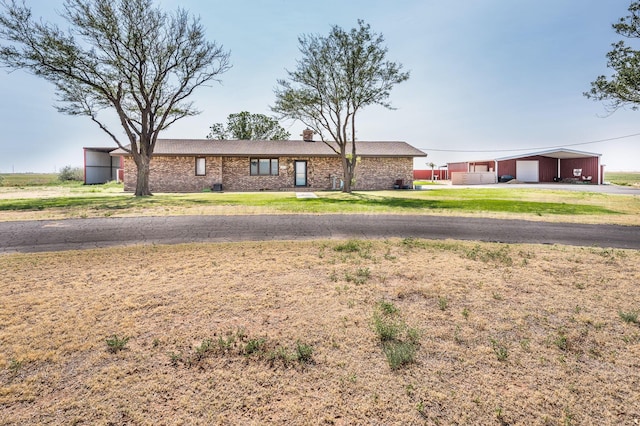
xmin=110 ymin=136 xmax=426 ymax=192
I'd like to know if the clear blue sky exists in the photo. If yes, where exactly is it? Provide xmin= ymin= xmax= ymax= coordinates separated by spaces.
xmin=0 ymin=0 xmax=638 ymax=172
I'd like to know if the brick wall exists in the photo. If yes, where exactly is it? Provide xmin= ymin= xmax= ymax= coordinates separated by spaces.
xmin=222 ymin=157 xmax=291 ymax=191
xmin=122 ymin=155 xmax=414 ymax=192
xmin=354 ymin=157 xmax=414 ymax=190
xmin=122 ymin=156 xmax=222 ymax=192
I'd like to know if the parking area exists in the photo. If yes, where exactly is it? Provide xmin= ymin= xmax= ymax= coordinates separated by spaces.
xmin=423 ymin=181 xmax=640 ymax=195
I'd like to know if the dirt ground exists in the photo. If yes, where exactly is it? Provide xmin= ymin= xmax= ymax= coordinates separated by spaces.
xmin=1 ymin=239 xmax=639 ymax=425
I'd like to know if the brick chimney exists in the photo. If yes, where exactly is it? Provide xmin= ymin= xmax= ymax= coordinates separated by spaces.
xmin=302 ymin=128 xmax=314 ymax=142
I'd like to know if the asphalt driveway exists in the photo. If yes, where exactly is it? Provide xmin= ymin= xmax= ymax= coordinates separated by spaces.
xmin=0 ymin=214 xmax=639 ymax=253
xmin=423 ymin=182 xmax=640 ymax=195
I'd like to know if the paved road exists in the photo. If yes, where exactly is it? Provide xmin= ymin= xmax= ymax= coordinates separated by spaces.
xmin=0 ymin=214 xmax=639 ymax=253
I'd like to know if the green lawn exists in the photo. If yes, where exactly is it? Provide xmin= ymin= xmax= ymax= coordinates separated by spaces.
xmin=0 ymin=173 xmax=60 ymax=186
xmin=0 ymin=186 xmax=630 ymax=217
xmin=605 ymin=171 xmax=640 ymax=186
xmin=0 ymin=176 xmax=638 ymax=224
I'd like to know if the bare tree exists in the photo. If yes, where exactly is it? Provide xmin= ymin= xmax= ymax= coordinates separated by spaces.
xmin=0 ymin=0 xmax=230 ymax=196
xmin=272 ymin=20 xmax=409 ymax=193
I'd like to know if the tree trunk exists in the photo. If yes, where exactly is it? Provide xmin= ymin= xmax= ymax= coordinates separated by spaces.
xmin=342 ymin=170 xmax=352 ymax=193
xmin=342 ymin=157 xmax=354 ymax=193
xmin=134 ymin=153 xmax=153 ymax=196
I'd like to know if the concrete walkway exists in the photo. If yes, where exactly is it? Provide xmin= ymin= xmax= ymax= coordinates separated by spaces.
xmin=295 ymin=192 xmax=318 ymax=198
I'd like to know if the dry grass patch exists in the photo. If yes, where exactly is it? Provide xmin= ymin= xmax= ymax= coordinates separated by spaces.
xmin=1 ymin=240 xmax=639 ymax=424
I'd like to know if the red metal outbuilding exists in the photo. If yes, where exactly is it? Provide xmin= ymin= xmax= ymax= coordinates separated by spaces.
xmin=447 ymin=149 xmax=603 ymax=185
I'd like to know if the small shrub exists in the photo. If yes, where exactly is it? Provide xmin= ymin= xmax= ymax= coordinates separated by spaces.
xmin=267 ymin=346 xmax=293 ymax=364
xmin=356 ymin=267 xmax=370 ymax=279
xmin=334 ymin=239 xmax=372 ymax=258
xmin=235 ymin=327 xmax=247 ymax=341
xmin=416 ymin=401 xmax=428 ymax=419
xmin=58 ymin=165 xmax=83 ymax=182
xmin=462 ymin=308 xmax=470 ymax=319
xmin=8 ymin=358 xmax=22 ymax=374
xmin=378 ymin=300 xmax=398 ymax=315
xmin=384 ymin=248 xmax=397 ymax=260
xmin=334 ymin=240 xmax=363 ymax=253
xmin=619 ymin=310 xmax=639 ymax=324
xmin=295 ymin=341 xmax=314 ymax=363
xmin=454 ymin=325 xmax=463 ymax=344
xmin=588 ymin=247 xmax=627 ymax=265
xmin=466 ymin=244 xmax=513 ymax=266
xmin=465 ymin=244 xmax=482 ymax=261
xmin=217 ymin=334 xmax=236 ymax=351
xmin=490 ymin=339 xmax=508 ymax=361
xmin=195 ymin=338 xmax=213 ymax=359
xmin=373 ymin=312 xmax=402 ymax=341
xmin=438 ymin=296 xmax=448 ymax=311
xmin=345 ymin=267 xmax=370 ymax=284
xmin=554 ymin=330 xmax=568 ymax=351
xmin=106 ymin=334 xmax=130 ymax=353
xmin=406 ymin=327 xmax=422 ymax=345
xmin=168 ymin=352 xmax=182 ymax=366
xmin=401 ymin=237 xmax=427 ymax=249
xmin=405 ymin=384 xmax=415 ymax=397
xmin=244 ymin=338 xmax=267 ymax=355
xmin=383 ymin=341 xmax=416 ymax=369
xmin=373 ymin=301 xmax=420 ymax=369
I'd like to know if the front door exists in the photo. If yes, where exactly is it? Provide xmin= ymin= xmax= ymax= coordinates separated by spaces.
xmin=294 ymin=161 xmax=307 ymax=187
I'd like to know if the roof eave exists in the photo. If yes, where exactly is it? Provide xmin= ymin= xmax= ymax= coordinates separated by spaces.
xmin=495 ymin=148 xmax=602 ymax=161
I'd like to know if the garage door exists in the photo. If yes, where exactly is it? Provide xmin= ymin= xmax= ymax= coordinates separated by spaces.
xmin=516 ymin=160 xmax=539 ymax=182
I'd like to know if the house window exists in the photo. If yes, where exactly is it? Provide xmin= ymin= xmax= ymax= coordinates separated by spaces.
xmin=195 ymin=157 xmax=206 ymax=176
xmin=250 ymin=158 xmax=278 ymax=176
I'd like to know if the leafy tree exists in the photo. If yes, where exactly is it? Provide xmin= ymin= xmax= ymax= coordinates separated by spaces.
xmin=272 ymin=20 xmax=409 ymax=193
xmin=428 ymin=162 xmax=436 ymax=181
xmin=0 ymin=0 xmax=230 ymax=196
xmin=585 ymin=1 xmax=640 ymax=112
xmin=58 ymin=165 xmax=83 ymax=182
xmin=207 ymin=111 xmax=290 ymax=140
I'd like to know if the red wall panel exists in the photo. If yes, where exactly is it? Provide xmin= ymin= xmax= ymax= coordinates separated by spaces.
xmin=447 ymin=162 xmax=469 ymax=173
xmin=497 ymin=159 xmax=516 ymax=177
xmin=413 ymin=170 xmax=447 ymax=180
xmin=537 ymin=156 xmax=558 ymax=182
xmin=498 ymin=155 xmax=599 ymax=183
xmin=559 ymin=157 xmax=599 ymax=183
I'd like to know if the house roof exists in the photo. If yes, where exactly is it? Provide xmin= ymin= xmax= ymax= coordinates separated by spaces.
xmin=110 ymin=139 xmax=427 ymax=158
xmin=84 ymin=147 xmax=117 ymax=153
xmin=450 ymin=148 xmax=603 ymax=165
xmin=495 ymin=148 xmax=601 ymax=161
